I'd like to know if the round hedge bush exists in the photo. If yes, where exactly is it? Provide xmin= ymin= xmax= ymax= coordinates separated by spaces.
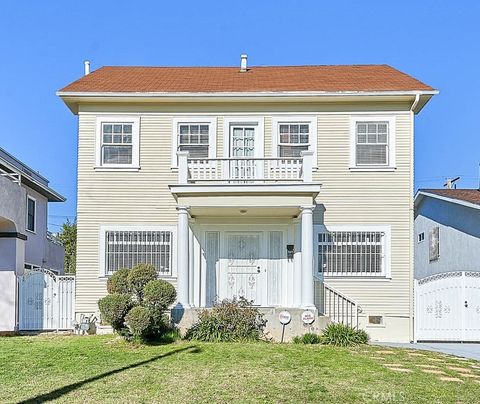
xmin=144 ymin=279 xmax=176 ymax=311
xmin=107 ymin=268 xmax=131 ymax=294
xmin=98 ymin=293 xmax=132 ymax=331
xmin=127 ymin=264 xmax=157 ymax=302
xmin=125 ymin=306 xmax=151 ymax=339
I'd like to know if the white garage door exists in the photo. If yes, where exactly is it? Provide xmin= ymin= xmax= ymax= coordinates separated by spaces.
xmin=415 ymin=271 xmax=480 ymax=341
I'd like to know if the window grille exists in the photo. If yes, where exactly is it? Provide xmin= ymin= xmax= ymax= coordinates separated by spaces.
xmin=105 ymin=230 xmax=172 ymax=276
xmin=318 ymin=231 xmax=385 ymax=276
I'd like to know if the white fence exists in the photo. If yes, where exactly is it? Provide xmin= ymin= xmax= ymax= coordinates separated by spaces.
xmin=18 ymin=268 xmax=75 ymax=331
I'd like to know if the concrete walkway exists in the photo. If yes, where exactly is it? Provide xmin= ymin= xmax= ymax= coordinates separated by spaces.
xmin=374 ymin=342 xmax=480 ymax=361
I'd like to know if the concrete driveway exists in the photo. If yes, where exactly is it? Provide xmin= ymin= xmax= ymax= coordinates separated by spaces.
xmin=375 ymin=342 xmax=480 ymax=361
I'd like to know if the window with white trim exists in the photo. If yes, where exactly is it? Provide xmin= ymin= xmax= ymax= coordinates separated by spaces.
xmin=178 ymin=123 xmax=210 ymax=159
xmin=272 ymin=117 xmax=317 ymax=166
xmin=26 ymin=196 xmax=36 ymax=232
xmin=355 ymin=121 xmax=389 ymax=166
xmin=317 ymin=230 xmax=386 ymax=276
xmin=278 ymin=123 xmax=310 ymax=158
xmin=172 ymin=118 xmax=216 ymax=166
xmin=96 ymin=116 xmax=140 ymax=169
xmin=104 ymin=230 xmax=172 ymax=276
xmin=101 ymin=123 xmax=133 ymax=165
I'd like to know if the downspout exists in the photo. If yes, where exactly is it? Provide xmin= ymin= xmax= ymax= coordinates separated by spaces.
xmin=409 ymin=93 xmax=420 ymax=342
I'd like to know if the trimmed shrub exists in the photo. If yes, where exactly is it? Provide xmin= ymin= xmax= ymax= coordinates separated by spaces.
xmin=185 ymin=297 xmax=266 ymax=342
xmin=98 ymin=294 xmax=132 ymax=331
xmin=106 ymin=268 xmax=131 ymax=295
xmin=321 ymin=323 xmax=369 ymax=347
xmin=127 ymin=264 xmax=157 ymax=302
xmin=125 ymin=306 xmax=151 ymax=340
xmin=144 ymin=279 xmax=176 ymax=311
xmin=292 ymin=333 xmax=322 ymax=344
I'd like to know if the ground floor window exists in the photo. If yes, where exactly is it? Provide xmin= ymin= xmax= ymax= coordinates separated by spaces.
xmin=103 ymin=229 xmax=173 ymax=276
xmin=316 ymin=228 xmax=388 ymax=277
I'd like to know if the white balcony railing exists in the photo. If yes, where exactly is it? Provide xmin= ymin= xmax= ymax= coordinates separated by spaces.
xmin=177 ymin=150 xmax=313 ymax=184
xmin=0 ymin=166 xmax=21 ymax=185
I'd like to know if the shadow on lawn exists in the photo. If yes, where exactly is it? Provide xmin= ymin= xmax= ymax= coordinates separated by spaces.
xmin=19 ymin=345 xmax=201 ymax=403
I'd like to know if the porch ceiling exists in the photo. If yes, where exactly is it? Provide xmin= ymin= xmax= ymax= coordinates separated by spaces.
xmin=188 ymin=205 xmax=302 ymax=218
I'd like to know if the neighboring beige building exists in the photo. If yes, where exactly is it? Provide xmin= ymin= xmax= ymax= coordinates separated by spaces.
xmin=58 ymin=58 xmax=436 ymax=342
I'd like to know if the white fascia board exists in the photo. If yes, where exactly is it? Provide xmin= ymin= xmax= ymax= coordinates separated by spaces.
xmin=57 ymin=89 xmax=438 ymax=98
xmin=414 ymin=191 xmax=480 ymax=212
xmin=169 ymin=183 xmax=322 ymax=196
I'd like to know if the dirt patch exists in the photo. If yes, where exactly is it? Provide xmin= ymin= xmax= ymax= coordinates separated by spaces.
xmin=439 ymin=376 xmax=464 ymax=383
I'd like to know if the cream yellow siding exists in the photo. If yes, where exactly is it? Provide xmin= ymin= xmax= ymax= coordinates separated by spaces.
xmin=75 ymin=102 xmax=414 ymax=341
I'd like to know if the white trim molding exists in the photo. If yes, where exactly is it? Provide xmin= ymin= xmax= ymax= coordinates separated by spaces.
xmin=95 ymin=116 xmax=140 ymax=169
xmin=349 ymin=115 xmax=396 ymax=170
xmin=272 ymin=116 xmax=317 ymax=168
xmin=223 ymin=116 xmax=265 ymax=158
xmin=171 ymin=116 xmax=217 ymax=168
xmin=99 ymin=224 xmax=177 ymax=278
xmin=313 ymin=224 xmax=392 ymax=279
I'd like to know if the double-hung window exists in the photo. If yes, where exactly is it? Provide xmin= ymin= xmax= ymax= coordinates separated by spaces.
xmin=172 ymin=117 xmax=216 ymax=166
xmin=315 ymin=226 xmax=391 ymax=277
xmin=278 ymin=124 xmax=310 ymax=158
xmin=350 ymin=117 xmax=395 ymax=169
xmin=101 ymin=227 xmax=175 ymax=277
xmin=272 ymin=116 xmax=317 ymax=166
xmin=96 ymin=116 xmax=140 ymax=169
xmin=26 ymin=196 xmax=36 ymax=233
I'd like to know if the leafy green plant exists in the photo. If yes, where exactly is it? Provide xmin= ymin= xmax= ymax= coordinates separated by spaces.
xmin=125 ymin=306 xmax=151 ymax=340
xmin=185 ymin=297 xmax=266 ymax=342
xmin=321 ymin=323 xmax=369 ymax=347
xmin=97 ymin=294 xmax=133 ymax=330
xmin=127 ymin=264 xmax=157 ymax=302
xmin=98 ymin=264 xmax=177 ymax=342
xmin=292 ymin=333 xmax=322 ymax=344
xmin=107 ymin=268 xmax=131 ymax=295
xmin=144 ymin=279 xmax=176 ymax=311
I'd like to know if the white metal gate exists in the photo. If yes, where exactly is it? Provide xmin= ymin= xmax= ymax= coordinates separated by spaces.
xmin=18 ymin=268 xmax=75 ymax=330
xmin=415 ymin=271 xmax=480 ymax=341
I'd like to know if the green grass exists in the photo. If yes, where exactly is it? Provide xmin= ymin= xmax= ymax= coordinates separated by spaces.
xmin=1 ymin=335 xmax=479 ymax=403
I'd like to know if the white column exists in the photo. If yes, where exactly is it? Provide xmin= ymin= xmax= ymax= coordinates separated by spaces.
xmin=177 ymin=151 xmax=189 ymax=184
xmin=301 ymin=205 xmax=315 ymax=308
xmin=293 ymin=219 xmax=302 ymax=308
xmin=300 ymin=150 xmax=314 ymax=182
xmin=176 ymin=206 xmax=190 ymax=308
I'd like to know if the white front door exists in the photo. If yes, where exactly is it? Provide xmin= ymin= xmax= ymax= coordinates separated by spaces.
xmin=221 ymin=232 xmax=265 ymax=305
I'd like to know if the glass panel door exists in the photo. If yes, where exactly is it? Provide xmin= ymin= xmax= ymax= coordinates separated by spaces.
xmin=230 ymin=125 xmax=256 ymax=180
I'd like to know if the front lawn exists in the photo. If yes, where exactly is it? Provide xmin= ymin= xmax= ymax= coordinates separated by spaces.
xmin=1 ymin=335 xmax=479 ymax=403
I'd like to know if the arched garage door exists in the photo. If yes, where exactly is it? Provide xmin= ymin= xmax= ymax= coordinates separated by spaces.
xmin=415 ymin=271 xmax=480 ymax=341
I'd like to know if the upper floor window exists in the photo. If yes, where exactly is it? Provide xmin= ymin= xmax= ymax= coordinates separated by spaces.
xmin=350 ymin=116 xmax=396 ymax=170
xmin=172 ymin=117 xmax=216 ymax=167
xmin=26 ymin=196 xmax=36 ymax=232
xmin=95 ymin=116 xmax=140 ymax=169
xmin=278 ymin=124 xmax=310 ymax=158
xmin=178 ymin=124 xmax=210 ymax=158
xmin=272 ymin=116 xmax=317 ymax=166
xmin=418 ymin=232 xmax=425 ymax=243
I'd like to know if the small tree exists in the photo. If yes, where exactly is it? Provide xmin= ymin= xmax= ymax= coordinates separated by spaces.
xmin=98 ymin=264 xmax=177 ymax=341
xmin=58 ymin=219 xmax=77 ymax=274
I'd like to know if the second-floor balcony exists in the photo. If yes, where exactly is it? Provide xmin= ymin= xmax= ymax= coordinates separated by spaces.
xmin=177 ymin=150 xmax=314 ymax=184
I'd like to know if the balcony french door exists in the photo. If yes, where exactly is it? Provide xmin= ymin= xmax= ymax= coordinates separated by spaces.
xmin=229 ymin=125 xmax=257 ymax=180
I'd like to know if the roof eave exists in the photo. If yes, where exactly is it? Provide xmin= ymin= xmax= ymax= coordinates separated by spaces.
xmin=57 ymin=89 xmax=438 ymax=114
xmin=414 ymin=191 xmax=480 ymax=211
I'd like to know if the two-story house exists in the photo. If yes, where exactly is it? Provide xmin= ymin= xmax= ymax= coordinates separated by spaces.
xmin=0 ymin=147 xmax=65 ymax=332
xmin=58 ymin=57 xmax=436 ymax=342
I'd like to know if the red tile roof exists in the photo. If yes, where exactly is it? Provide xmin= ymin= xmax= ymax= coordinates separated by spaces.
xmin=420 ymin=189 xmax=480 ymax=206
xmin=59 ymin=64 xmax=434 ymax=94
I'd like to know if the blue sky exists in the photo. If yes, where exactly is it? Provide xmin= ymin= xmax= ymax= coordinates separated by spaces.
xmin=0 ymin=1 xmax=478 ymax=230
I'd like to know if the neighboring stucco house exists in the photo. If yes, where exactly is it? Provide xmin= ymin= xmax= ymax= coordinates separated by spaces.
xmin=414 ymin=189 xmax=480 ymax=341
xmin=58 ymin=57 xmax=436 ymax=342
xmin=0 ymin=147 xmax=66 ymax=331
